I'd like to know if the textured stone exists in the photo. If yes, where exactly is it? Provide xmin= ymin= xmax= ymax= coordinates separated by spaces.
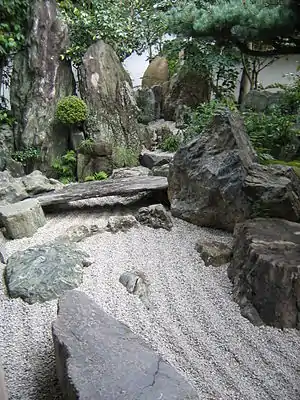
xmin=22 ymin=170 xmax=60 ymax=195
xmin=135 ymin=87 xmax=156 ymax=124
xmin=106 ymin=215 xmax=138 ymax=233
xmin=168 ymin=112 xmax=300 ymax=231
xmin=0 ymin=171 xmax=28 ymax=207
xmin=228 ymin=218 xmax=300 ymax=329
xmin=10 ymin=0 xmax=75 ymax=172
xmin=5 ymin=243 xmax=90 ymax=304
xmin=54 ymin=224 xmax=100 ymax=243
xmin=111 ymin=166 xmax=152 ymax=179
xmin=142 ymin=57 xmax=169 ymax=88
xmin=52 ymin=290 xmax=198 ymax=399
xmin=152 ymin=164 xmax=169 ymax=177
xmin=4 ymin=158 xmax=24 ymax=178
xmin=136 ymin=204 xmax=173 ymax=231
xmin=241 ymin=90 xmax=283 ymax=112
xmin=0 ymin=199 xmax=46 ymax=239
xmin=195 ymin=240 xmax=232 ymax=266
xmin=139 ymin=149 xmax=174 ymax=169
xmin=79 ymin=41 xmax=151 ymax=158
xmin=119 ymin=270 xmax=151 ymax=309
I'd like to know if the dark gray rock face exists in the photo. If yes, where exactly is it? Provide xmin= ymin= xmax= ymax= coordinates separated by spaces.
xmin=10 ymin=0 xmax=75 ymax=172
xmin=228 ymin=218 xmax=300 ymax=329
xmin=136 ymin=87 xmax=156 ymax=124
xmin=52 ymin=290 xmax=198 ymax=400
xmin=136 ymin=204 xmax=173 ymax=231
xmin=79 ymin=41 xmax=151 ymax=157
xmin=0 ymin=171 xmax=28 ymax=207
xmin=140 ymin=149 xmax=174 ymax=169
xmin=5 ymin=243 xmax=90 ymax=304
xmin=195 ymin=240 xmax=232 ymax=267
xmin=168 ymin=112 xmax=300 ymax=231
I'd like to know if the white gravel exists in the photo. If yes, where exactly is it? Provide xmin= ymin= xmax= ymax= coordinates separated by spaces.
xmin=0 ymin=209 xmax=300 ymax=400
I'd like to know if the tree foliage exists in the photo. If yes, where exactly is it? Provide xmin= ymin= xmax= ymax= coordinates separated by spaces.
xmin=167 ymin=0 xmax=300 ymax=56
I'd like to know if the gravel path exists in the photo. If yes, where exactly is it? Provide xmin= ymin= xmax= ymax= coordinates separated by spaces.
xmin=0 ymin=209 xmax=299 ymax=400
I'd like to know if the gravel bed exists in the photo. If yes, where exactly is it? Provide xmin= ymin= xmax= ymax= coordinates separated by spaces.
xmin=0 ymin=209 xmax=299 ymax=400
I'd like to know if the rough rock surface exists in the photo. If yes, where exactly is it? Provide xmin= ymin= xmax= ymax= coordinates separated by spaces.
xmin=10 ymin=0 xmax=75 ymax=172
xmin=135 ymin=87 xmax=156 ymax=123
xmin=119 ymin=270 xmax=151 ymax=309
xmin=152 ymin=164 xmax=170 ymax=177
xmin=0 ymin=124 xmax=15 ymax=172
xmin=168 ymin=112 xmax=300 ymax=231
xmin=77 ymin=140 xmax=113 ymax=181
xmin=106 ymin=215 xmax=138 ymax=233
xmin=136 ymin=204 xmax=173 ymax=231
xmin=140 ymin=149 xmax=174 ymax=169
xmin=5 ymin=243 xmax=91 ymax=304
xmin=79 ymin=41 xmax=151 ymax=157
xmin=228 ymin=218 xmax=300 ymax=329
xmin=195 ymin=240 xmax=232 ymax=267
xmin=111 ymin=166 xmax=152 ymax=179
xmin=0 ymin=199 xmax=46 ymax=239
xmin=164 ymin=69 xmax=211 ymax=121
xmin=52 ymin=290 xmax=198 ymax=399
xmin=142 ymin=56 xmax=169 ymax=88
xmin=0 ymin=171 xmax=28 ymax=207
xmin=241 ymin=90 xmax=283 ymax=112
xmin=54 ymin=224 xmax=100 ymax=243
xmin=22 ymin=170 xmax=62 ymax=195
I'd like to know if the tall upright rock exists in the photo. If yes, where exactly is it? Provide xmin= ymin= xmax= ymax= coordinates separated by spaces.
xmin=79 ymin=41 xmax=151 ymax=160
xmin=10 ymin=0 xmax=75 ymax=172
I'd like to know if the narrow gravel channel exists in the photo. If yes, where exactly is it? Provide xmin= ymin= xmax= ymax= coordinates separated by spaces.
xmin=0 ymin=210 xmax=299 ymax=400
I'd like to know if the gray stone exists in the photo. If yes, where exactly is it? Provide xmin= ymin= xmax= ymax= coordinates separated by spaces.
xmin=152 ymin=163 xmax=169 ymax=177
xmin=241 ymin=90 xmax=283 ymax=112
xmin=10 ymin=0 xmax=75 ymax=173
xmin=168 ymin=111 xmax=300 ymax=231
xmin=5 ymin=158 xmax=25 ymax=177
xmin=0 ymin=171 xmax=28 ymax=207
xmin=52 ymin=290 xmax=198 ymax=399
xmin=135 ymin=87 xmax=156 ymax=124
xmin=111 ymin=166 xmax=152 ymax=179
xmin=136 ymin=204 xmax=173 ymax=231
xmin=228 ymin=218 xmax=300 ymax=329
xmin=106 ymin=215 xmax=138 ymax=233
xmin=70 ymin=131 xmax=85 ymax=150
xmin=195 ymin=240 xmax=232 ymax=266
xmin=119 ymin=270 xmax=151 ymax=309
xmin=147 ymin=119 xmax=179 ymax=150
xmin=54 ymin=224 xmax=100 ymax=243
xmin=5 ymin=243 xmax=90 ymax=304
xmin=142 ymin=57 xmax=169 ymax=88
xmin=0 ymin=362 xmax=8 ymax=400
xmin=139 ymin=149 xmax=174 ymax=169
xmin=0 ymin=124 xmax=14 ymax=155
xmin=0 ymin=198 xmax=46 ymax=239
xmin=79 ymin=41 xmax=151 ymax=160
xmin=22 ymin=170 xmax=59 ymax=195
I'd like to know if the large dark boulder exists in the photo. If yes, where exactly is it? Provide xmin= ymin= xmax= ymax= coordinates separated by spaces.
xmin=52 ymin=290 xmax=198 ymax=399
xmin=10 ymin=0 xmax=75 ymax=173
xmin=228 ymin=218 xmax=300 ymax=329
xmin=168 ymin=111 xmax=300 ymax=231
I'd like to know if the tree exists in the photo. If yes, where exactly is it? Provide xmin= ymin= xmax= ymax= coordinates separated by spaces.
xmin=167 ymin=0 xmax=300 ymax=57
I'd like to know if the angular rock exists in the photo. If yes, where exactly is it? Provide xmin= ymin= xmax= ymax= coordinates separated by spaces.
xmin=5 ymin=158 xmax=25 ymax=178
xmin=111 ymin=166 xmax=152 ymax=179
xmin=164 ymin=69 xmax=211 ymax=121
xmin=79 ymin=41 xmax=151 ymax=159
xmin=54 ymin=224 xmax=100 ymax=243
xmin=106 ymin=215 xmax=138 ymax=233
xmin=52 ymin=290 xmax=198 ymax=399
xmin=152 ymin=164 xmax=169 ymax=177
xmin=147 ymin=119 xmax=179 ymax=150
xmin=36 ymin=176 xmax=168 ymax=208
xmin=139 ymin=149 xmax=174 ymax=169
xmin=0 ymin=171 xmax=28 ymax=207
xmin=136 ymin=204 xmax=173 ymax=231
xmin=228 ymin=218 xmax=300 ymax=329
xmin=5 ymin=243 xmax=90 ymax=304
xmin=22 ymin=170 xmax=60 ymax=195
xmin=119 ymin=270 xmax=151 ymax=309
xmin=135 ymin=87 xmax=156 ymax=124
xmin=0 ymin=199 xmax=46 ymax=239
xmin=168 ymin=112 xmax=300 ymax=231
xmin=142 ymin=56 xmax=169 ymax=88
xmin=10 ymin=0 xmax=75 ymax=172
xmin=195 ymin=240 xmax=232 ymax=267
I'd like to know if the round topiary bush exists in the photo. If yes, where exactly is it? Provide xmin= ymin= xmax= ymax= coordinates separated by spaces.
xmin=55 ymin=96 xmax=88 ymax=125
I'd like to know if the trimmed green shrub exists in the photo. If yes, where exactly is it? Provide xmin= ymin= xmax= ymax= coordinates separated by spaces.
xmin=55 ymin=96 xmax=88 ymax=125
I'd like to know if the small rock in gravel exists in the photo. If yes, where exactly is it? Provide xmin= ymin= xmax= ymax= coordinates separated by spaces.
xmin=136 ymin=204 xmax=173 ymax=231
xmin=195 ymin=239 xmax=232 ymax=266
xmin=119 ymin=270 xmax=151 ymax=310
xmin=54 ymin=224 xmax=101 ymax=243
xmin=106 ymin=215 xmax=138 ymax=233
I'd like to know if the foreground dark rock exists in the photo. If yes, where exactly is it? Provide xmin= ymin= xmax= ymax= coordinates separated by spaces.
xmin=36 ymin=176 xmax=168 ymax=208
xmin=168 ymin=112 xmax=300 ymax=231
xmin=52 ymin=290 xmax=198 ymax=399
xmin=5 ymin=244 xmax=91 ymax=304
xmin=228 ymin=218 xmax=300 ymax=329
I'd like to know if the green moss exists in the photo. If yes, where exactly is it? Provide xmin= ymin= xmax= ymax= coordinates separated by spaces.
xmin=263 ymin=159 xmax=300 ymax=177
xmin=55 ymin=96 xmax=88 ymax=125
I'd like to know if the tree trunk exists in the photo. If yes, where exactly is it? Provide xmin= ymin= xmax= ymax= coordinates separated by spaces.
xmin=238 ymin=66 xmax=251 ymax=105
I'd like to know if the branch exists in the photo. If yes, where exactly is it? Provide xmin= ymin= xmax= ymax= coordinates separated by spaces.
xmin=235 ymin=39 xmax=300 ymax=56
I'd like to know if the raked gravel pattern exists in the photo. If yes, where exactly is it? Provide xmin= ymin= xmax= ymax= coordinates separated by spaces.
xmin=0 ymin=209 xmax=299 ymax=400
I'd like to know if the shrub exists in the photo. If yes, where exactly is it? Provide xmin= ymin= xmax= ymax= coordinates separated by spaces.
xmin=55 ymin=96 xmax=88 ymax=125
xmin=84 ymin=171 xmax=108 ymax=182
xmin=52 ymin=150 xmax=77 ymax=182
xmin=77 ymin=138 xmax=95 ymax=153
xmin=12 ymin=147 xmax=41 ymax=173
xmin=113 ymin=146 xmax=139 ymax=168
xmin=0 ymin=109 xmax=15 ymax=126
xmin=159 ymin=136 xmax=181 ymax=152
